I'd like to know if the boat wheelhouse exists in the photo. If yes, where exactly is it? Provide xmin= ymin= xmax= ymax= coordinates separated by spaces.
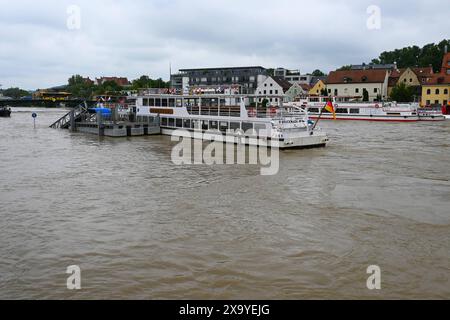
xmin=294 ymin=96 xmax=445 ymax=122
xmin=135 ymin=94 xmax=329 ymax=149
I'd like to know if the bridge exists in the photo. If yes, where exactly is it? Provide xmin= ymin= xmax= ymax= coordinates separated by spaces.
xmin=0 ymin=99 xmax=97 ymax=108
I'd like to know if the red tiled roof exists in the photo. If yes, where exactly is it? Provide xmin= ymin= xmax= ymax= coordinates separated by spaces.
xmin=411 ymin=66 xmax=434 ymax=78
xmin=326 ymin=69 xmax=388 ymax=84
xmin=299 ymin=84 xmax=312 ymax=91
xmin=441 ymin=53 xmax=450 ymax=72
xmin=423 ymin=53 xmax=450 ymax=85
xmin=425 ymin=75 xmax=450 ymax=85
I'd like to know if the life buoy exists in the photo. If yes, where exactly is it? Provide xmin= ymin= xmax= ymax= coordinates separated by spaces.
xmin=270 ymin=107 xmax=277 ymax=116
xmin=248 ymin=108 xmax=256 ymax=117
xmin=375 ymin=104 xmax=380 ymax=109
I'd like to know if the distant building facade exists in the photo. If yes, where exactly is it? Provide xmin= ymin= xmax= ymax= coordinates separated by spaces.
xmin=170 ymin=66 xmax=268 ymax=94
xmin=388 ymin=67 xmax=434 ymax=98
xmin=309 ymin=79 xmax=327 ymax=96
xmin=255 ymin=76 xmax=292 ymax=105
xmin=326 ymin=69 xmax=389 ymax=102
xmin=422 ymin=53 xmax=450 ymax=108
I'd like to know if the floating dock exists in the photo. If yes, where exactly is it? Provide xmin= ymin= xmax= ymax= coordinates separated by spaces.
xmin=50 ymin=104 xmax=160 ymax=137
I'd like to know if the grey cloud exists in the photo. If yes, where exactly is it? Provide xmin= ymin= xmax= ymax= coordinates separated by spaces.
xmin=0 ymin=0 xmax=448 ymax=89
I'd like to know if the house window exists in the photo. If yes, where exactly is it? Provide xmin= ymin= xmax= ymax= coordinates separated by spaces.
xmin=435 ymin=100 xmax=439 ymax=104
xmin=426 ymin=100 xmax=430 ymax=105
xmin=270 ymin=83 xmax=273 ymax=87
xmin=427 ymin=89 xmax=431 ymax=95
xmin=436 ymin=89 xmax=440 ymax=94
xmin=264 ymin=90 xmax=266 ymax=94
xmin=275 ymin=90 xmax=278 ymax=94
xmin=410 ymin=79 xmax=413 ymax=83
xmin=270 ymin=90 xmax=273 ymax=94
xmin=374 ymin=88 xmax=378 ymax=93
xmin=444 ymin=100 xmax=448 ymax=106
xmin=444 ymin=89 xmax=449 ymax=94
xmin=334 ymin=89 xmax=338 ymax=96
xmin=355 ymin=88 xmax=359 ymax=93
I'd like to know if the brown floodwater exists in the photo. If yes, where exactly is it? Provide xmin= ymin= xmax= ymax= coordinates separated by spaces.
xmin=0 ymin=107 xmax=449 ymax=299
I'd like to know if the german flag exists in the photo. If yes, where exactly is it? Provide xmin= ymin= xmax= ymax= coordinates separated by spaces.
xmin=324 ymin=100 xmax=336 ymax=120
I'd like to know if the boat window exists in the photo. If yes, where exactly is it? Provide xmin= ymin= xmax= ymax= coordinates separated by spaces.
xmin=149 ymin=98 xmax=155 ymax=106
xmin=162 ymin=99 xmax=168 ymax=107
xmin=349 ymin=109 xmax=360 ymax=114
xmin=176 ymin=118 xmax=183 ymax=128
xmin=219 ymin=121 xmax=229 ymax=132
xmin=183 ymin=119 xmax=191 ymax=128
xmin=191 ymin=120 xmax=201 ymax=130
xmin=155 ymin=98 xmax=161 ymax=107
xmin=242 ymin=122 xmax=253 ymax=132
xmin=336 ymin=108 xmax=348 ymax=114
xmin=202 ymin=121 xmax=208 ymax=130
xmin=168 ymin=118 xmax=175 ymax=127
xmin=309 ymin=108 xmax=319 ymax=113
xmin=176 ymin=99 xmax=183 ymax=107
xmin=209 ymin=121 xmax=218 ymax=130
xmin=143 ymin=98 xmax=149 ymax=106
xmin=161 ymin=117 xmax=168 ymax=126
xmin=169 ymin=99 xmax=175 ymax=107
xmin=230 ymin=122 xmax=240 ymax=130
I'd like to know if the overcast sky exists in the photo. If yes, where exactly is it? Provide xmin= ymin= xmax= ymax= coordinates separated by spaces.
xmin=0 ymin=0 xmax=448 ymax=90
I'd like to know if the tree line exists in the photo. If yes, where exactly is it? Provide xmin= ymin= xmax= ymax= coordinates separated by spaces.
xmin=67 ymin=75 xmax=170 ymax=99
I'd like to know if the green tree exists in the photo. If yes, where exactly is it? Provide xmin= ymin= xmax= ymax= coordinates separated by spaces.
xmin=131 ymin=75 xmax=170 ymax=89
xmin=0 ymin=87 xmax=29 ymax=99
xmin=374 ymin=39 xmax=450 ymax=72
xmin=311 ymin=69 xmax=325 ymax=76
xmin=390 ymin=82 xmax=415 ymax=102
xmin=95 ymin=80 xmax=123 ymax=95
xmin=266 ymin=69 xmax=275 ymax=77
xmin=67 ymin=75 xmax=95 ymax=99
xmin=320 ymin=88 xmax=329 ymax=96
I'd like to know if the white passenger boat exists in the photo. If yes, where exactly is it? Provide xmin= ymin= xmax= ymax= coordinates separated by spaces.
xmin=417 ymin=107 xmax=447 ymax=121
xmin=294 ymin=96 xmax=445 ymax=122
xmin=135 ymin=94 xmax=329 ymax=149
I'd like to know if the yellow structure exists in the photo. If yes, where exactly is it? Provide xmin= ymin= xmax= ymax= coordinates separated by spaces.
xmin=421 ymin=53 xmax=450 ymax=107
xmin=33 ymin=89 xmax=72 ymax=101
xmin=422 ymin=85 xmax=450 ymax=107
xmin=388 ymin=67 xmax=433 ymax=97
xmin=309 ymin=79 xmax=326 ymax=96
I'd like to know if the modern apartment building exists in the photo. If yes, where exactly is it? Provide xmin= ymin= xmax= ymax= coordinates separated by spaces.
xmin=170 ymin=66 xmax=268 ymax=94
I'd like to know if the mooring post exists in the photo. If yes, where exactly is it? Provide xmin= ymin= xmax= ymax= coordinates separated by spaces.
xmin=97 ymin=111 xmax=104 ymax=136
xmin=112 ymin=106 xmax=118 ymax=124
xmin=69 ymin=109 xmax=75 ymax=132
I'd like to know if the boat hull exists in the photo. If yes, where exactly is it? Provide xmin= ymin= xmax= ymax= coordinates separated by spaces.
xmin=418 ymin=116 xmax=446 ymax=121
xmin=161 ymin=128 xmax=328 ymax=149
xmin=0 ymin=109 xmax=11 ymax=118
xmin=309 ymin=115 xmax=419 ymax=122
